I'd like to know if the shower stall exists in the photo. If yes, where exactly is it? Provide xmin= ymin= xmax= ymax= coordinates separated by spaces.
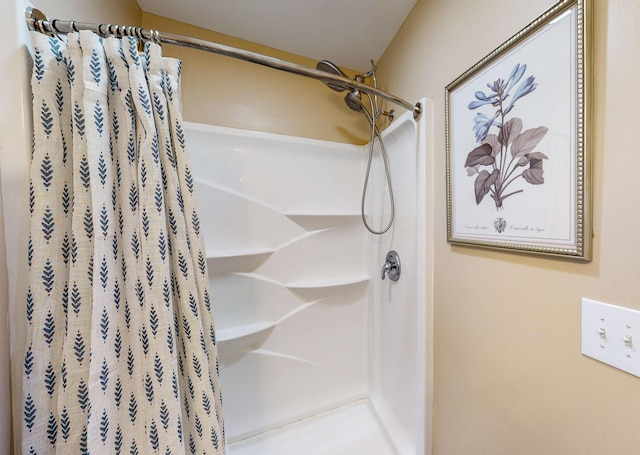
xmin=184 ymin=99 xmax=433 ymax=454
xmin=3 ymin=9 xmax=434 ymax=454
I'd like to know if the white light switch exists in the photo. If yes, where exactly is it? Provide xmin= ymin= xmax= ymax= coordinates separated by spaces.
xmin=581 ymin=298 xmax=640 ymax=377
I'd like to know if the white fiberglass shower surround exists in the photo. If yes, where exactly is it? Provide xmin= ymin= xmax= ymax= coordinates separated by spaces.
xmin=185 ymin=100 xmax=433 ymax=454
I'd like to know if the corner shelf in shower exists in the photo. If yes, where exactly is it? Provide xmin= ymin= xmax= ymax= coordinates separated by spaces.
xmin=206 ymin=248 xmax=273 ymax=274
xmin=286 ymin=275 xmax=369 ymax=301
xmin=284 ymin=213 xmax=360 ymax=231
xmin=217 ymin=322 xmax=275 ymax=352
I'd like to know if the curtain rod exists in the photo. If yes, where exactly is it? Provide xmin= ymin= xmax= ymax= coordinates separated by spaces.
xmin=25 ymin=7 xmax=422 ymax=120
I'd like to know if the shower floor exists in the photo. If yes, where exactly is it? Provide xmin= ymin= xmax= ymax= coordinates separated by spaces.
xmin=227 ymin=400 xmax=397 ymax=455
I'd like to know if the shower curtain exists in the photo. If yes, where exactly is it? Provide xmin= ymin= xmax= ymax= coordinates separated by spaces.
xmin=23 ymin=31 xmax=224 ymax=454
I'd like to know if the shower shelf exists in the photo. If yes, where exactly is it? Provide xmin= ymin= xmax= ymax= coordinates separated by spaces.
xmin=286 ymin=275 xmax=369 ymax=301
xmin=284 ymin=213 xmax=360 ymax=231
xmin=217 ymin=322 xmax=275 ymax=352
xmin=206 ymin=248 xmax=273 ymax=274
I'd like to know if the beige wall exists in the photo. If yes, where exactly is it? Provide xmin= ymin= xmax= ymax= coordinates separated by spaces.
xmin=378 ymin=0 xmax=640 ymax=454
xmin=141 ymin=13 xmax=371 ymax=144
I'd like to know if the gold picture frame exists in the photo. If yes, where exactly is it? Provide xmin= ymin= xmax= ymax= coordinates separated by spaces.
xmin=445 ymin=0 xmax=591 ymax=260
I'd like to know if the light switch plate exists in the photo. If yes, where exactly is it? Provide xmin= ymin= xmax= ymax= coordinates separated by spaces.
xmin=581 ymin=298 xmax=640 ymax=377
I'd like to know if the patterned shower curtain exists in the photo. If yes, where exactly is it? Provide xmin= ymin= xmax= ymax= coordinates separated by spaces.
xmin=23 ymin=30 xmax=224 ymax=454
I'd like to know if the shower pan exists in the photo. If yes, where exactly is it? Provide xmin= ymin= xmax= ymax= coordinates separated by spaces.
xmin=185 ymin=99 xmax=433 ymax=454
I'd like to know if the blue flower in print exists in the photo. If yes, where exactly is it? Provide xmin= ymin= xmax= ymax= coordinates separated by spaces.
xmin=467 ymin=63 xmax=537 ymax=141
xmin=464 ymin=63 xmax=548 ymax=208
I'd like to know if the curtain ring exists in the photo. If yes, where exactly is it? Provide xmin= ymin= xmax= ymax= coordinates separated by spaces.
xmin=97 ymin=23 xmax=112 ymax=38
xmin=123 ymin=26 xmax=136 ymax=43
xmin=132 ymin=27 xmax=145 ymax=51
xmin=49 ymin=19 xmax=65 ymax=40
xmin=49 ymin=19 xmax=59 ymax=33
xmin=111 ymin=24 xmax=121 ymax=38
xmin=149 ymin=29 xmax=160 ymax=45
xmin=69 ymin=20 xmax=78 ymax=33
xmin=43 ymin=20 xmax=52 ymax=36
xmin=35 ymin=19 xmax=46 ymax=35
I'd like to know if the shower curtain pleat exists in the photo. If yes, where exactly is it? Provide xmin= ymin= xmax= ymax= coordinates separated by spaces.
xmin=23 ymin=30 xmax=225 ymax=454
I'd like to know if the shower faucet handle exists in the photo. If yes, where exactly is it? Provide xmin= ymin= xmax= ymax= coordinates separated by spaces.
xmin=381 ymin=262 xmax=391 ymax=280
xmin=381 ymin=250 xmax=401 ymax=281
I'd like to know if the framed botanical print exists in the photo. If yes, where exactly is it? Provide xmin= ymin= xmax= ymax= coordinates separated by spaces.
xmin=445 ymin=0 xmax=591 ymax=260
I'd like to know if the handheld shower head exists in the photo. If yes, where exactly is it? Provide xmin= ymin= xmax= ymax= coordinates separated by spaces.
xmin=344 ymin=89 xmax=363 ymax=112
xmin=345 ymin=90 xmax=376 ymax=128
xmin=316 ymin=60 xmax=349 ymax=92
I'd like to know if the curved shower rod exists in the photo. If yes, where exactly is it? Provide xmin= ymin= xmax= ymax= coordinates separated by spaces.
xmin=25 ymin=7 xmax=422 ymax=120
